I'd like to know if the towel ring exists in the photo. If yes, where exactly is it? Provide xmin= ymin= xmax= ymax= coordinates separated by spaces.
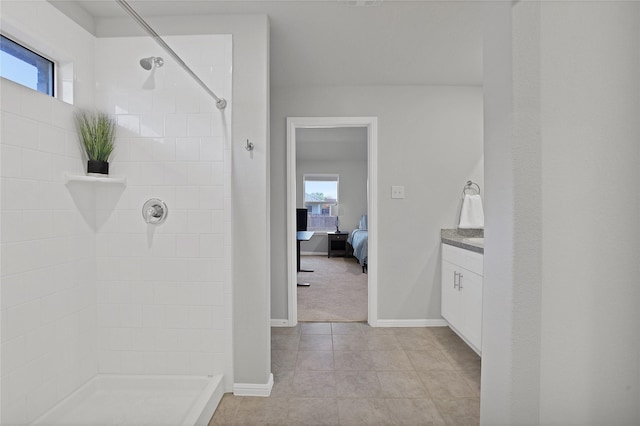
xmin=461 ymin=180 xmax=481 ymax=198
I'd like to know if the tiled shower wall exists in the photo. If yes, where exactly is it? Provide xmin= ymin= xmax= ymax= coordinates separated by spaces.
xmin=0 ymin=82 xmax=97 ymax=423
xmin=93 ymin=36 xmax=232 ymax=378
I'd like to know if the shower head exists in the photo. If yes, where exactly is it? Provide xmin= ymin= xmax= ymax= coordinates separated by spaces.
xmin=139 ymin=56 xmax=164 ymax=70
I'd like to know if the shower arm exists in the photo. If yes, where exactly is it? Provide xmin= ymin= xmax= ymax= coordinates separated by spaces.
xmin=114 ymin=0 xmax=227 ymax=110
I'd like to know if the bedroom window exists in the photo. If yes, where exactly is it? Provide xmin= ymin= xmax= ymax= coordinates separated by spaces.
xmin=303 ymin=174 xmax=339 ymax=232
xmin=0 ymin=34 xmax=54 ymax=96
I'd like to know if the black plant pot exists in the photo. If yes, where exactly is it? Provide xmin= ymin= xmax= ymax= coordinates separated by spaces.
xmin=87 ymin=160 xmax=109 ymax=175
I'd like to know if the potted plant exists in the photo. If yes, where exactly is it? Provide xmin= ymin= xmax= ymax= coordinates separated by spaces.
xmin=75 ymin=110 xmax=116 ymax=175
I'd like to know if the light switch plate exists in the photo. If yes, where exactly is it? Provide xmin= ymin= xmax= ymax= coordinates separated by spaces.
xmin=391 ymin=185 xmax=405 ymax=199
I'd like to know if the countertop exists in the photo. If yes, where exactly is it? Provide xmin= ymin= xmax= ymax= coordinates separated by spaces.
xmin=441 ymin=228 xmax=484 ymax=254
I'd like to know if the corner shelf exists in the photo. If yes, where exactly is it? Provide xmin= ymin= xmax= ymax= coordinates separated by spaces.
xmin=64 ymin=173 xmax=127 ymax=186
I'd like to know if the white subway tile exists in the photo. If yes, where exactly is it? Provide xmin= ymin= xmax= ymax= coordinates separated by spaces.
xmin=1 ymin=144 xmax=22 ymax=178
xmin=187 ymin=114 xmax=212 ymax=137
xmin=119 ymin=304 xmax=142 ymax=327
xmin=116 ymin=115 xmax=140 ymax=137
xmin=201 ymin=282 xmax=224 ymax=306
xmin=152 ymin=90 xmax=176 ymax=114
xmin=108 ymin=328 xmax=133 ymax=350
xmin=164 ymin=351 xmax=190 ymax=374
xmin=199 ymin=185 xmax=224 ymax=210
xmin=177 ymin=329 xmax=202 ymax=351
xmin=175 ymin=90 xmax=200 ymax=114
xmin=98 ymin=350 xmax=121 ymax=373
xmin=164 ymin=305 xmax=190 ymax=329
xmin=140 ymin=114 xmax=164 ymax=138
xmin=20 ymin=90 xmax=53 ymax=124
xmin=2 ymin=335 xmax=26 ymax=374
xmin=128 ymin=92 xmax=153 ymax=115
xmin=200 ymin=137 xmax=223 ymax=161
xmin=155 ymin=329 xmax=180 ymax=352
xmin=131 ymin=329 xmax=156 ymax=351
xmin=21 ymin=149 xmax=53 ymax=181
xmin=38 ymin=124 xmax=66 ymax=155
xmin=175 ymin=137 xmax=200 ymax=161
xmin=187 ymin=210 xmax=213 ymax=234
xmin=150 ymin=234 xmax=176 ymax=258
xmin=188 ymin=306 xmax=213 ymax=329
xmin=176 ymin=234 xmax=199 ymax=258
xmin=164 ymin=114 xmax=187 ymax=137
xmin=175 ymin=186 xmax=199 ymax=209
xmin=97 ymin=304 xmax=120 ymax=327
xmin=129 ymin=282 xmax=153 ymax=304
xmin=142 ymin=305 xmax=163 ymax=328
xmin=200 ymin=234 xmax=224 ymax=259
xmin=163 ymin=162 xmax=188 ymax=186
xmin=186 ymin=162 xmax=213 ymax=186
xmin=25 ymin=323 xmax=56 ymax=362
xmin=2 ymin=178 xmax=40 ymax=210
xmin=26 ymin=378 xmax=58 ymax=423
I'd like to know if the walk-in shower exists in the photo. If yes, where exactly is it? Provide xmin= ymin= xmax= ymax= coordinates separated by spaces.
xmin=0 ymin=1 xmax=232 ymax=425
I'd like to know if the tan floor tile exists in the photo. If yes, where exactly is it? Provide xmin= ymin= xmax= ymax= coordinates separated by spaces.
xmin=272 ymin=333 xmax=301 ymax=351
xmin=337 ymin=398 xmax=391 ymax=425
xmin=396 ymin=333 xmax=441 ymax=351
xmin=365 ymin=334 xmax=403 ymax=350
xmin=292 ymin=370 xmax=337 ymax=397
xmin=335 ymin=370 xmax=382 ymax=397
xmin=334 ymin=350 xmax=375 ymax=371
xmin=376 ymin=371 xmax=428 ymax=398
xmin=419 ymin=370 xmax=476 ymax=399
xmin=209 ymin=393 xmax=240 ymax=425
xmin=272 ymin=349 xmax=298 ymax=373
xmin=405 ymin=350 xmax=456 ymax=371
xmin=272 ymin=370 xmax=296 ymax=397
xmin=272 ymin=325 xmax=301 ymax=335
xmin=441 ymin=345 xmax=481 ymax=371
xmin=233 ymin=396 xmax=289 ymax=425
xmin=301 ymin=322 xmax=333 ymax=334
xmin=299 ymin=334 xmax=334 ymax=351
xmin=296 ymin=350 xmax=335 ymax=370
xmin=385 ymin=398 xmax=446 ymax=425
xmin=288 ymin=398 xmax=340 ymax=425
xmin=370 ymin=350 xmax=414 ymax=371
xmin=333 ymin=334 xmax=369 ymax=351
xmin=459 ymin=366 xmax=481 ymax=396
xmin=332 ymin=322 xmax=366 ymax=335
xmin=361 ymin=326 xmax=396 ymax=336
xmin=433 ymin=397 xmax=480 ymax=426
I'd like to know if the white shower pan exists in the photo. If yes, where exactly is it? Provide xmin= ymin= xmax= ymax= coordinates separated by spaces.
xmin=31 ymin=374 xmax=224 ymax=426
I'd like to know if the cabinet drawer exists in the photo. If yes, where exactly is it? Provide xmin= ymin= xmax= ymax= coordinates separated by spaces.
xmin=329 ymin=234 xmax=346 ymax=241
xmin=442 ymin=243 xmax=483 ymax=276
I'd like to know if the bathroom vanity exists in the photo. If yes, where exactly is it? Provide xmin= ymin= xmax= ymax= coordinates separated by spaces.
xmin=441 ymin=229 xmax=483 ymax=356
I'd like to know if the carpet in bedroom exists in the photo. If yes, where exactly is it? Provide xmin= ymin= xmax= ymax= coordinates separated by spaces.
xmin=297 ymin=255 xmax=368 ymax=322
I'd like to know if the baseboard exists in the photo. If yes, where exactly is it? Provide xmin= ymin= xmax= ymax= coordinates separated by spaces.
xmin=301 ymin=251 xmax=328 ymax=256
xmin=375 ymin=319 xmax=448 ymax=327
xmin=270 ymin=319 xmax=290 ymax=327
xmin=233 ymin=373 xmax=274 ymax=397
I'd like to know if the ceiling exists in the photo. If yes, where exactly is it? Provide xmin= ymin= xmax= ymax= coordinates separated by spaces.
xmin=49 ymin=0 xmax=484 ymax=87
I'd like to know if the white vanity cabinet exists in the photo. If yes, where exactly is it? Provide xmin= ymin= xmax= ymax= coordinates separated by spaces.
xmin=441 ymin=243 xmax=483 ymax=355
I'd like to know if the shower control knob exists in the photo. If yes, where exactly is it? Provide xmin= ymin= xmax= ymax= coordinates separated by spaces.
xmin=142 ymin=198 xmax=168 ymax=225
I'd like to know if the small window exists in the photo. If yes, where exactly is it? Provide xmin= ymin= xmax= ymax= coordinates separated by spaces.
xmin=0 ymin=35 xmax=54 ymax=96
xmin=303 ymin=175 xmax=339 ymax=232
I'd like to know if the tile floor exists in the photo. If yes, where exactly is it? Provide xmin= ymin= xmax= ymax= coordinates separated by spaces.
xmin=210 ymin=322 xmax=480 ymax=425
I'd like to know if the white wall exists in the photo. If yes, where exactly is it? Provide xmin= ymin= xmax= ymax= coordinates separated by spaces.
xmin=92 ymin=35 xmax=232 ymax=380
xmin=481 ymin=1 xmax=640 ymax=424
xmin=271 ymin=85 xmax=484 ymax=321
xmin=0 ymin=1 xmax=96 ymax=423
xmin=297 ymin=157 xmax=367 ymax=254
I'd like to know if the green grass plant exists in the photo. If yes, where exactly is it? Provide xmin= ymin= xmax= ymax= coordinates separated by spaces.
xmin=75 ymin=110 xmax=115 ymax=162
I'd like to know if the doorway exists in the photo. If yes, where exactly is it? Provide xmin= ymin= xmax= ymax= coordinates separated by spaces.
xmin=286 ymin=117 xmax=379 ymax=326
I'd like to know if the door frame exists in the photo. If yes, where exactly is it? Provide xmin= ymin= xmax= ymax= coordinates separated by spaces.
xmin=286 ymin=116 xmax=379 ymax=326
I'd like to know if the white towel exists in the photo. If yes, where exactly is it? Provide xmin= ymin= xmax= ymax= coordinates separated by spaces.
xmin=459 ymin=194 xmax=484 ymax=229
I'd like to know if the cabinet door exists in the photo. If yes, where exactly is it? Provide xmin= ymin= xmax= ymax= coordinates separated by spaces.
xmin=441 ymin=260 xmax=461 ymax=329
xmin=459 ymin=269 xmax=483 ymax=351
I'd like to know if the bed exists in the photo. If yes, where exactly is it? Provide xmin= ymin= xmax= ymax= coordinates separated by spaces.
xmin=347 ymin=215 xmax=368 ymax=273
